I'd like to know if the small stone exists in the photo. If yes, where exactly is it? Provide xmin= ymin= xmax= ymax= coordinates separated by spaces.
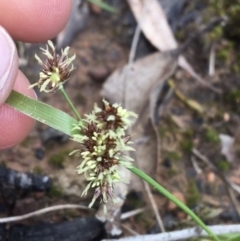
xmin=223 ymin=113 xmax=230 ymax=122
xmin=34 ymin=148 xmax=45 ymax=160
xmin=162 ymin=213 xmax=178 ymax=230
xmin=88 ymin=66 xmax=110 ymax=82
xmin=220 ymin=207 xmax=240 ymax=222
xmin=206 ymin=171 xmax=215 ymax=183
xmin=162 ymin=158 xmax=172 ymax=168
xmin=40 ymin=127 xmax=69 ymax=144
xmin=167 ymin=191 xmax=185 ymax=211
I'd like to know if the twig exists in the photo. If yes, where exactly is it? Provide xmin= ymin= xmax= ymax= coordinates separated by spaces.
xmin=123 ymin=0 xmax=146 ymax=108
xmin=0 ymin=204 xmax=92 ymax=223
xmin=168 ymin=79 xmax=204 ymax=114
xmin=0 ymin=200 xmax=145 ymax=225
xmin=121 ymin=208 xmax=149 ymax=237
xmin=101 ymin=224 xmax=240 ymax=241
xmin=144 ymin=182 xmax=165 ymax=232
xmin=128 ymin=21 xmax=142 ymax=64
xmin=191 ymin=156 xmax=202 ymax=175
xmin=121 ymin=224 xmax=140 ymax=236
xmin=121 ymin=208 xmax=146 ymax=220
xmin=179 ymin=56 xmax=221 ymax=93
xmin=209 ymin=43 xmax=216 ymax=76
xmin=229 ymin=182 xmax=240 ymax=194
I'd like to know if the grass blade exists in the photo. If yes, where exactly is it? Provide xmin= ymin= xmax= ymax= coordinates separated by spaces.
xmin=5 ymin=90 xmax=78 ymax=136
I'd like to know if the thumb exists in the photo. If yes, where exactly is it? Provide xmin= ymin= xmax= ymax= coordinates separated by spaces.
xmin=0 ymin=26 xmax=18 ymax=104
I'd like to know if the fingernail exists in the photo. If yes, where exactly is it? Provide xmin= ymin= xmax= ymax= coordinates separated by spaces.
xmin=0 ymin=26 xmax=15 ymax=91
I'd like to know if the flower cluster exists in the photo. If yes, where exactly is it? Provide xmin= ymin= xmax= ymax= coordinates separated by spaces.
xmin=29 ymin=40 xmax=137 ymax=210
xmin=30 ymin=40 xmax=75 ymax=93
xmin=70 ymin=100 xmax=137 ymax=208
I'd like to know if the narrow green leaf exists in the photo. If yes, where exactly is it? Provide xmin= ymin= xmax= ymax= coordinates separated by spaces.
xmin=5 ymin=90 xmax=78 ymax=136
xmin=227 ymin=234 xmax=240 ymax=241
xmin=127 ymin=165 xmax=220 ymax=241
xmin=87 ymin=0 xmax=117 ymax=13
xmin=219 ymin=233 xmax=240 ymax=241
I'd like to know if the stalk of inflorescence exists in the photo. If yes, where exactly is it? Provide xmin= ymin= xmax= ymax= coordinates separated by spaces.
xmin=128 ymin=165 xmax=220 ymax=241
xmin=59 ymin=84 xmax=81 ymax=121
xmin=29 ymin=41 xmax=82 ymax=121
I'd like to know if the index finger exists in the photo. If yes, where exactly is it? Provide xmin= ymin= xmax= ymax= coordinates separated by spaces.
xmin=0 ymin=0 xmax=72 ymax=42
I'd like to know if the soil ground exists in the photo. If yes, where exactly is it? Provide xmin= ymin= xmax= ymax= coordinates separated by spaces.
xmin=1 ymin=1 xmax=240 ymax=239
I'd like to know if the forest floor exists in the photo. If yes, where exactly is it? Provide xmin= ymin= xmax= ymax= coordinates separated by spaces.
xmin=1 ymin=0 xmax=240 ymax=240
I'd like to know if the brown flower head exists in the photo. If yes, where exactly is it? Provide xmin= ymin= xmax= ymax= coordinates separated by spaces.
xmin=70 ymin=100 xmax=137 ymax=209
xmin=30 ymin=40 xmax=75 ymax=93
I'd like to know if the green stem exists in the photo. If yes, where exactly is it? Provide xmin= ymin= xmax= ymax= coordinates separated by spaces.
xmin=128 ymin=166 xmax=220 ymax=241
xmin=59 ymin=85 xmax=81 ymax=121
xmin=87 ymin=0 xmax=117 ymax=13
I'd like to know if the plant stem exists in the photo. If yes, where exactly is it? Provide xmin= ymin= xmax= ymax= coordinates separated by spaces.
xmin=87 ymin=0 xmax=117 ymax=13
xmin=59 ymin=85 xmax=81 ymax=121
xmin=128 ymin=166 xmax=220 ymax=241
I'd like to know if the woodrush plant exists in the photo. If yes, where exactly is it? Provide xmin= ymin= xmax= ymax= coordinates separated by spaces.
xmin=5 ymin=41 xmax=220 ymax=241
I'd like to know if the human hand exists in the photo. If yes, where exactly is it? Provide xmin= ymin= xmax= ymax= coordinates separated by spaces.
xmin=0 ymin=0 xmax=72 ymax=149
